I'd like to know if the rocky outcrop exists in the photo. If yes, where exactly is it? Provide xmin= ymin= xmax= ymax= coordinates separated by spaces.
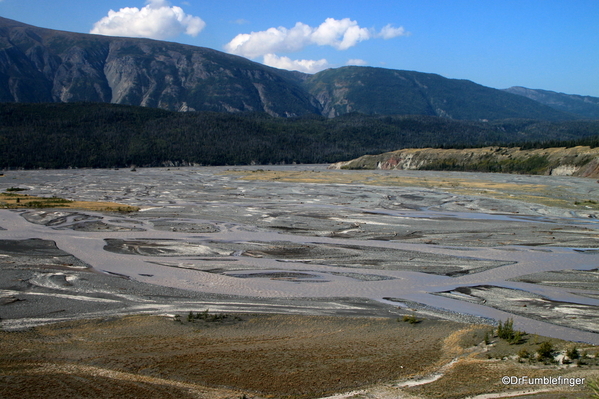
xmin=0 ymin=17 xmax=582 ymax=121
xmin=0 ymin=17 xmax=319 ymax=116
xmin=329 ymin=146 xmax=599 ymax=178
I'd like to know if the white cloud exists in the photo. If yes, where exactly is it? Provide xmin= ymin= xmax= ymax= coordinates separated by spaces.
xmin=90 ymin=0 xmax=206 ymax=40
xmin=378 ymin=24 xmax=409 ymax=39
xmin=263 ymin=54 xmax=330 ymax=74
xmin=224 ymin=22 xmax=313 ymax=59
xmin=225 ymin=18 xmax=409 ymax=59
xmin=311 ymin=18 xmax=371 ymax=50
xmin=347 ymin=58 xmax=368 ymax=66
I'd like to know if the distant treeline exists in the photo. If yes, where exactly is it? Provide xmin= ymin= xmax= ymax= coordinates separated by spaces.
xmin=1 ymin=102 xmax=598 ymax=169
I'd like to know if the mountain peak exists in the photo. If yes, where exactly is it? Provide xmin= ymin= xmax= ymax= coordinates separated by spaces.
xmin=0 ymin=17 xmax=580 ymax=120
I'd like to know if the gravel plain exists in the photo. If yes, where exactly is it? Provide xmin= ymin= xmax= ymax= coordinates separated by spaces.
xmin=1 ymin=166 xmax=598 ymax=340
xmin=1 ymin=165 xmax=599 ymax=398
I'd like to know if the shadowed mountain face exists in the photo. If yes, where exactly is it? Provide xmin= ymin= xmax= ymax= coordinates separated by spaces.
xmin=0 ymin=17 xmax=577 ymax=121
xmin=0 ymin=17 xmax=320 ymax=117
xmin=504 ymin=86 xmax=599 ymax=120
xmin=303 ymin=67 xmax=573 ymax=120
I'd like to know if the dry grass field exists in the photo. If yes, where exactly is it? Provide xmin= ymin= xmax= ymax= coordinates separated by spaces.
xmin=0 ymin=191 xmax=139 ymax=212
xmin=1 ymin=314 xmax=597 ymax=399
xmin=234 ymin=169 xmax=599 ymax=211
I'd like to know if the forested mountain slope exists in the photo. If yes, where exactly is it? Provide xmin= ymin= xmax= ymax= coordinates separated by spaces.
xmin=0 ymin=17 xmax=576 ymax=121
xmin=1 ymin=103 xmax=597 ymax=169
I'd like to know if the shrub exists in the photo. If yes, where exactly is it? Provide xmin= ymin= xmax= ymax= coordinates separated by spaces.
xmin=566 ymin=346 xmax=580 ymax=360
xmin=497 ymin=318 xmax=525 ymax=344
xmin=508 ymin=330 xmax=524 ymax=345
xmin=537 ymin=341 xmax=554 ymax=360
xmin=402 ymin=314 xmax=421 ymax=324
xmin=517 ymin=348 xmax=530 ymax=360
xmin=497 ymin=318 xmax=514 ymax=340
xmin=483 ymin=331 xmax=491 ymax=345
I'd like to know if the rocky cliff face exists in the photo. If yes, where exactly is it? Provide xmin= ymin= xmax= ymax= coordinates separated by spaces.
xmin=330 ymin=146 xmax=599 ymax=178
xmin=0 ymin=17 xmax=581 ymax=120
xmin=0 ymin=17 xmax=319 ymax=116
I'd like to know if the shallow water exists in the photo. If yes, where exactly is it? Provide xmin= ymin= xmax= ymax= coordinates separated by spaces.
xmin=1 ymin=166 xmax=598 ymax=343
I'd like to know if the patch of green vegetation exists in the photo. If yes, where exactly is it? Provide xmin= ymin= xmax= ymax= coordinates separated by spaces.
xmin=400 ymin=314 xmax=422 ymax=325
xmin=480 ymin=319 xmax=599 ymax=368
xmin=574 ymin=199 xmax=599 ymax=208
xmin=566 ymin=345 xmax=580 ymax=361
xmin=536 ymin=341 xmax=554 ymax=362
xmin=420 ymin=154 xmax=551 ymax=174
xmin=1 ymin=193 xmax=73 ymax=209
xmin=174 ymin=309 xmax=243 ymax=325
xmin=497 ymin=318 xmax=525 ymax=345
xmin=23 ymin=197 xmax=73 ymax=208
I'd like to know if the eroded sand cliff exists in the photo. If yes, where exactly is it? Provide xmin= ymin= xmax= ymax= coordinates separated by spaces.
xmin=330 ymin=146 xmax=599 ymax=178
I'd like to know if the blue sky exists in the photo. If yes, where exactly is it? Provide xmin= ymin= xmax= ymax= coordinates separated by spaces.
xmin=1 ymin=0 xmax=598 ymax=96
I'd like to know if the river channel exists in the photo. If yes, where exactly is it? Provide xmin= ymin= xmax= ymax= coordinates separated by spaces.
xmin=1 ymin=165 xmax=598 ymax=344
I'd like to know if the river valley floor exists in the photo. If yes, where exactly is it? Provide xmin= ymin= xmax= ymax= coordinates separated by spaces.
xmin=1 ymin=165 xmax=598 ymax=398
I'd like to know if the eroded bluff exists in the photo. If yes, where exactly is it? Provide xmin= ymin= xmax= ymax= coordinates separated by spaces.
xmin=329 ymin=146 xmax=599 ymax=178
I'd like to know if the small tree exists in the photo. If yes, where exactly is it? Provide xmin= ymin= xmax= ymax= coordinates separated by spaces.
xmin=483 ymin=330 xmax=491 ymax=345
xmin=497 ymin=318 xmax=514 ymax=340
xmin=496 ymin=318 xmax=525 ymax=344
xmin=566 ymin=346 xmax=580 ymax=360
xmin=517 ymin=348 xmax=530 ymax=360
xmin=508 ymin=330 xmax=523 ymax=345
xmin=537 ymin=341 xmax=554 ymax=361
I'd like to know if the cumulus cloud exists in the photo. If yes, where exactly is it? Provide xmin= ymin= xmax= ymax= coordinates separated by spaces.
xmin=225 ymin=22 xmax=313 ymax=59
xmin=225 ymin=18 xmax=408 ymax=59
xmin=263 ymin=54 xmax=330 ymax=74
xmin=311 ymin=18 xmax=371 ymax=50
xmin=90 ymin=0 xmax=205 ymax=40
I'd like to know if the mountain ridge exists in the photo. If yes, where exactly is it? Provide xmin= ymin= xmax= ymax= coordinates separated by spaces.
xmin=304 ymin=66 xmax=574 ymax=120
xmin=0 ymin=16 xmax=320 ymax=116
xmin=0 ymin=16 xmax=582 ymax=121
xmin=504 ymin=86 xmax=599 ymax=119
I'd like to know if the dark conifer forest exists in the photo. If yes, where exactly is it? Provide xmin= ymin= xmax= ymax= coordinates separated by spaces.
xmin=1 ymin=103 xmax=598 ymax=169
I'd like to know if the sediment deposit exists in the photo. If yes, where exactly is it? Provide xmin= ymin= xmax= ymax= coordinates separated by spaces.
xmin=1 ymin=165 xmax=599 ymax=398
xmin=329 ymin=146 xmax=599 ymax=178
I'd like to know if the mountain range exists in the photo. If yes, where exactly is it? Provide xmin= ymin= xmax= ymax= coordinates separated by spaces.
xmin=1 ymin=16 xmax=597 ymax=121
xmin=503 ymin=86 xmax=599 ymax=120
